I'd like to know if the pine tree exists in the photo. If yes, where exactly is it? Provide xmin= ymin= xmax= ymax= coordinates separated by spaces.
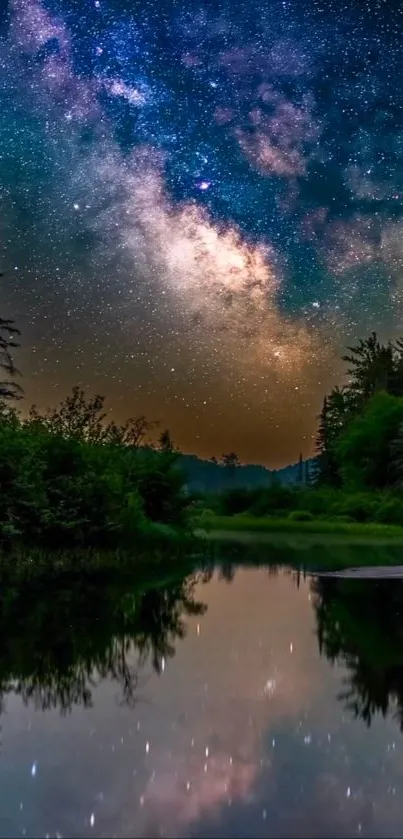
xmin=297 ymin=452 xmax=303 ymax=484
xmin=315 ymin=396 xmax=340 ymax=485
xmin=342 ymin=332 xmax=395 ymax=401
xmin=159 ymin=428 xmax=174 ymax=453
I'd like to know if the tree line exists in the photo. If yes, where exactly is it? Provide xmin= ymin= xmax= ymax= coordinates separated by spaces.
xmin=4 ymin=302 xmax=403 ymax=539
xmin=316 ymin=331 xmax=403 ymax=491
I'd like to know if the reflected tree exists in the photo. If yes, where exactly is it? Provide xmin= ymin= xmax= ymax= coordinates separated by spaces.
xmin=0 ymin=566 xmax=208 ymax=714
xmin=218 ymin=562 xmax=237 ymax=583
xmin=312 ymin=571 xmax=403 ymax=730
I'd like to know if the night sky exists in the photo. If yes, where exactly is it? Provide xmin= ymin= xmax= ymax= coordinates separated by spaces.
xmin=1 ymin=0 xmax=402 ymax=466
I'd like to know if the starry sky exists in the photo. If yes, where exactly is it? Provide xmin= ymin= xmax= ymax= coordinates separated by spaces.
xmin=1 ymin=0 xmax=403 ymax=466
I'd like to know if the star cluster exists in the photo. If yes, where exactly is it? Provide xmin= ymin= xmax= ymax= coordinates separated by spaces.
xmin=1 ymin=0 xmax=403 ymax=465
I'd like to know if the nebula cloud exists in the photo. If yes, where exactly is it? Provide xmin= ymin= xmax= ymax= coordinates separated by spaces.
xmin=235 ymin=93 xmax=320 ymax=179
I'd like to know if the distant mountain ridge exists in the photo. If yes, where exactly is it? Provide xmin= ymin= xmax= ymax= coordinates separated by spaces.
xmin=177 ymin=452 xmax=317 ymax=492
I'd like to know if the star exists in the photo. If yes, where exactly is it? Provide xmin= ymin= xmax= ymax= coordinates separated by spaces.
xmin=1 ymin=0 xmax=402 ymax=468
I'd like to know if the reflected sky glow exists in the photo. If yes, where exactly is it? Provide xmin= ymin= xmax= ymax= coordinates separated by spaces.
xmin=2 ymin=567 xmax=403 ymax=837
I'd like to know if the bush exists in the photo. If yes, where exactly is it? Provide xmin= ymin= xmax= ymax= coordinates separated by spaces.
xmin=373 ymin=497 xmax=403 ymax=525
xmin=288 ymin=510 xmax=314 ymax=521
xmin=0 ymin=394 xmax=191 ymax=547
xmin=199 ymin=509 xmax=215 ymax=521
xmin=217 ymin=488 xmax=255 ymax=516
xmin=325 ymin=514 xmax=354 ymax=523
xmin=294 ymin=488 xmax=339 ymax=517
xmin=136 ymin=465 xmax=188 ymax=525
xmin=248 ymin=486 xmax=295 ymax=517
xmin=329 ymin=493 xmax=378 ymax=523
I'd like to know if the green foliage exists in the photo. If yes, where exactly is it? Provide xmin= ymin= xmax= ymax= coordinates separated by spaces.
xmin=336 ymin=392 xmax=403 ymax=489
xmin=315 ymin=389 xmax=358 ymax=486
xmin=136 ymin=462 xmax=189 ymax=524
xmin=341 ymin=331 xmax=403 ymax=401
xmin=200 ymin=514 xmax=403 ymax=538
xmin=373 ymin=496 xmax=403 ymax=525
xmin=316 ymin=332 xmax=403 ymax=492
xmin=288 ymin=510 xmax=314 ymax=521
xmin=328 ymin=492 xmax=379 ymax=523
xmin=217 ymin=487 xmax=257 ymax=515
xmin=292 ymin=487 xmax=339 ymax=516
xmin=0 ymin=389 xmax=190 ymax=547
xmin=199 ymin=508 xmax=216 ymax=521
xmin=248 ymin=485 xmax=296 ymax=516
xmin=207 ymin=479 xmax=403 ymax=531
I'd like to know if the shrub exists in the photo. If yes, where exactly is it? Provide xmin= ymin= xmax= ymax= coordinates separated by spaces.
xmin=249 ymin=486 xmax=295 ymax=517
xmin=217 ymin=488 xmax=255 ymax=516
xmin=295 ymin=488 xmax=339 ymax=517
xmin=288 ymin=510 xmax=314 ymax=521
xmin=0 ymin=397 xmax=191 ymax=546
xmin=329 ymin=492 xmax=378 ymax=523
xmin=199 ymin=509 xmax=215 ymax=521
xmin=373 ymin=497 xmax=403 ymax=525
xmin=136 ymin=466 xmax=188 ymax=525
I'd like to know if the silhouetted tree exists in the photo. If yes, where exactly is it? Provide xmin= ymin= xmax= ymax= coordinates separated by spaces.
xmin=29 ymin=386 xmax=107 ymax=442
xmin=297 ymin=453 xmax=303 ymax=484
xmin=103 ymin=415 xmax=158 ymax=448
xmin=315 ymin=389 xmax=356 ymax=486
xmin=221 ymin=452 xmax=240 ymax=468
xmin=159 ymin=428 xmax=174 ymax=453
xmin=29 ymin=388 xmax=157 ymax=448
xmin=221 ymin=451 xmax=240 ymax=486
xmin=0 ymin=288 xmax=23 ymax=400
xmin=342 ymin=332 xmax=395 ymax=401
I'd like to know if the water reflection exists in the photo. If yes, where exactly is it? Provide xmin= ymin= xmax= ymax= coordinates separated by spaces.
xmin=0 ymin=569 xmax=208 ymax=714
xmin=312 ymin=575 xmax=403 ymax=731
xmin=3 ymin=547 xmax=403 ymax=837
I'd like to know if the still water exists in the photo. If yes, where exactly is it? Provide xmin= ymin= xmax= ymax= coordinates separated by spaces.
xmin=1 ymin=551 xmax=403 ymax=838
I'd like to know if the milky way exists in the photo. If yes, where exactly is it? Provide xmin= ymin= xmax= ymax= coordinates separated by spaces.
xmin=1 ymin=0 xmax=403 ymax=465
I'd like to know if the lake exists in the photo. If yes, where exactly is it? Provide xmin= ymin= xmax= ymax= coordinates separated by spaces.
xmin=1 ymin=547 xmax=403 ymax=838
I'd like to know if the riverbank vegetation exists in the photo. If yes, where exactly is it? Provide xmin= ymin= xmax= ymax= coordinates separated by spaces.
xmin=0 ymin=318 xmax=196 ymax=549
xmin=198 ymin=514 xmax=403 ymax=540
xmin=0 ymin=389 xmax=193 ymax=548
xmin=194 ymin=333 xmax=403 ymax=536
xmin=4 ymin=317 xmax=403 ymax=550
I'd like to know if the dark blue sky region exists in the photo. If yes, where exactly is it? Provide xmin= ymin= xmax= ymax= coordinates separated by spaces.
xmin=1 ymin=0 xmax=402 ymax=465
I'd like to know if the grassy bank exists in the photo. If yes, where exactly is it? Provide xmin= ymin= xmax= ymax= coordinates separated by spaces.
xmin=197 ymin=517 xmax=403 ymax=572
xmin=197 ymin=514 xmax=403 ymax=541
